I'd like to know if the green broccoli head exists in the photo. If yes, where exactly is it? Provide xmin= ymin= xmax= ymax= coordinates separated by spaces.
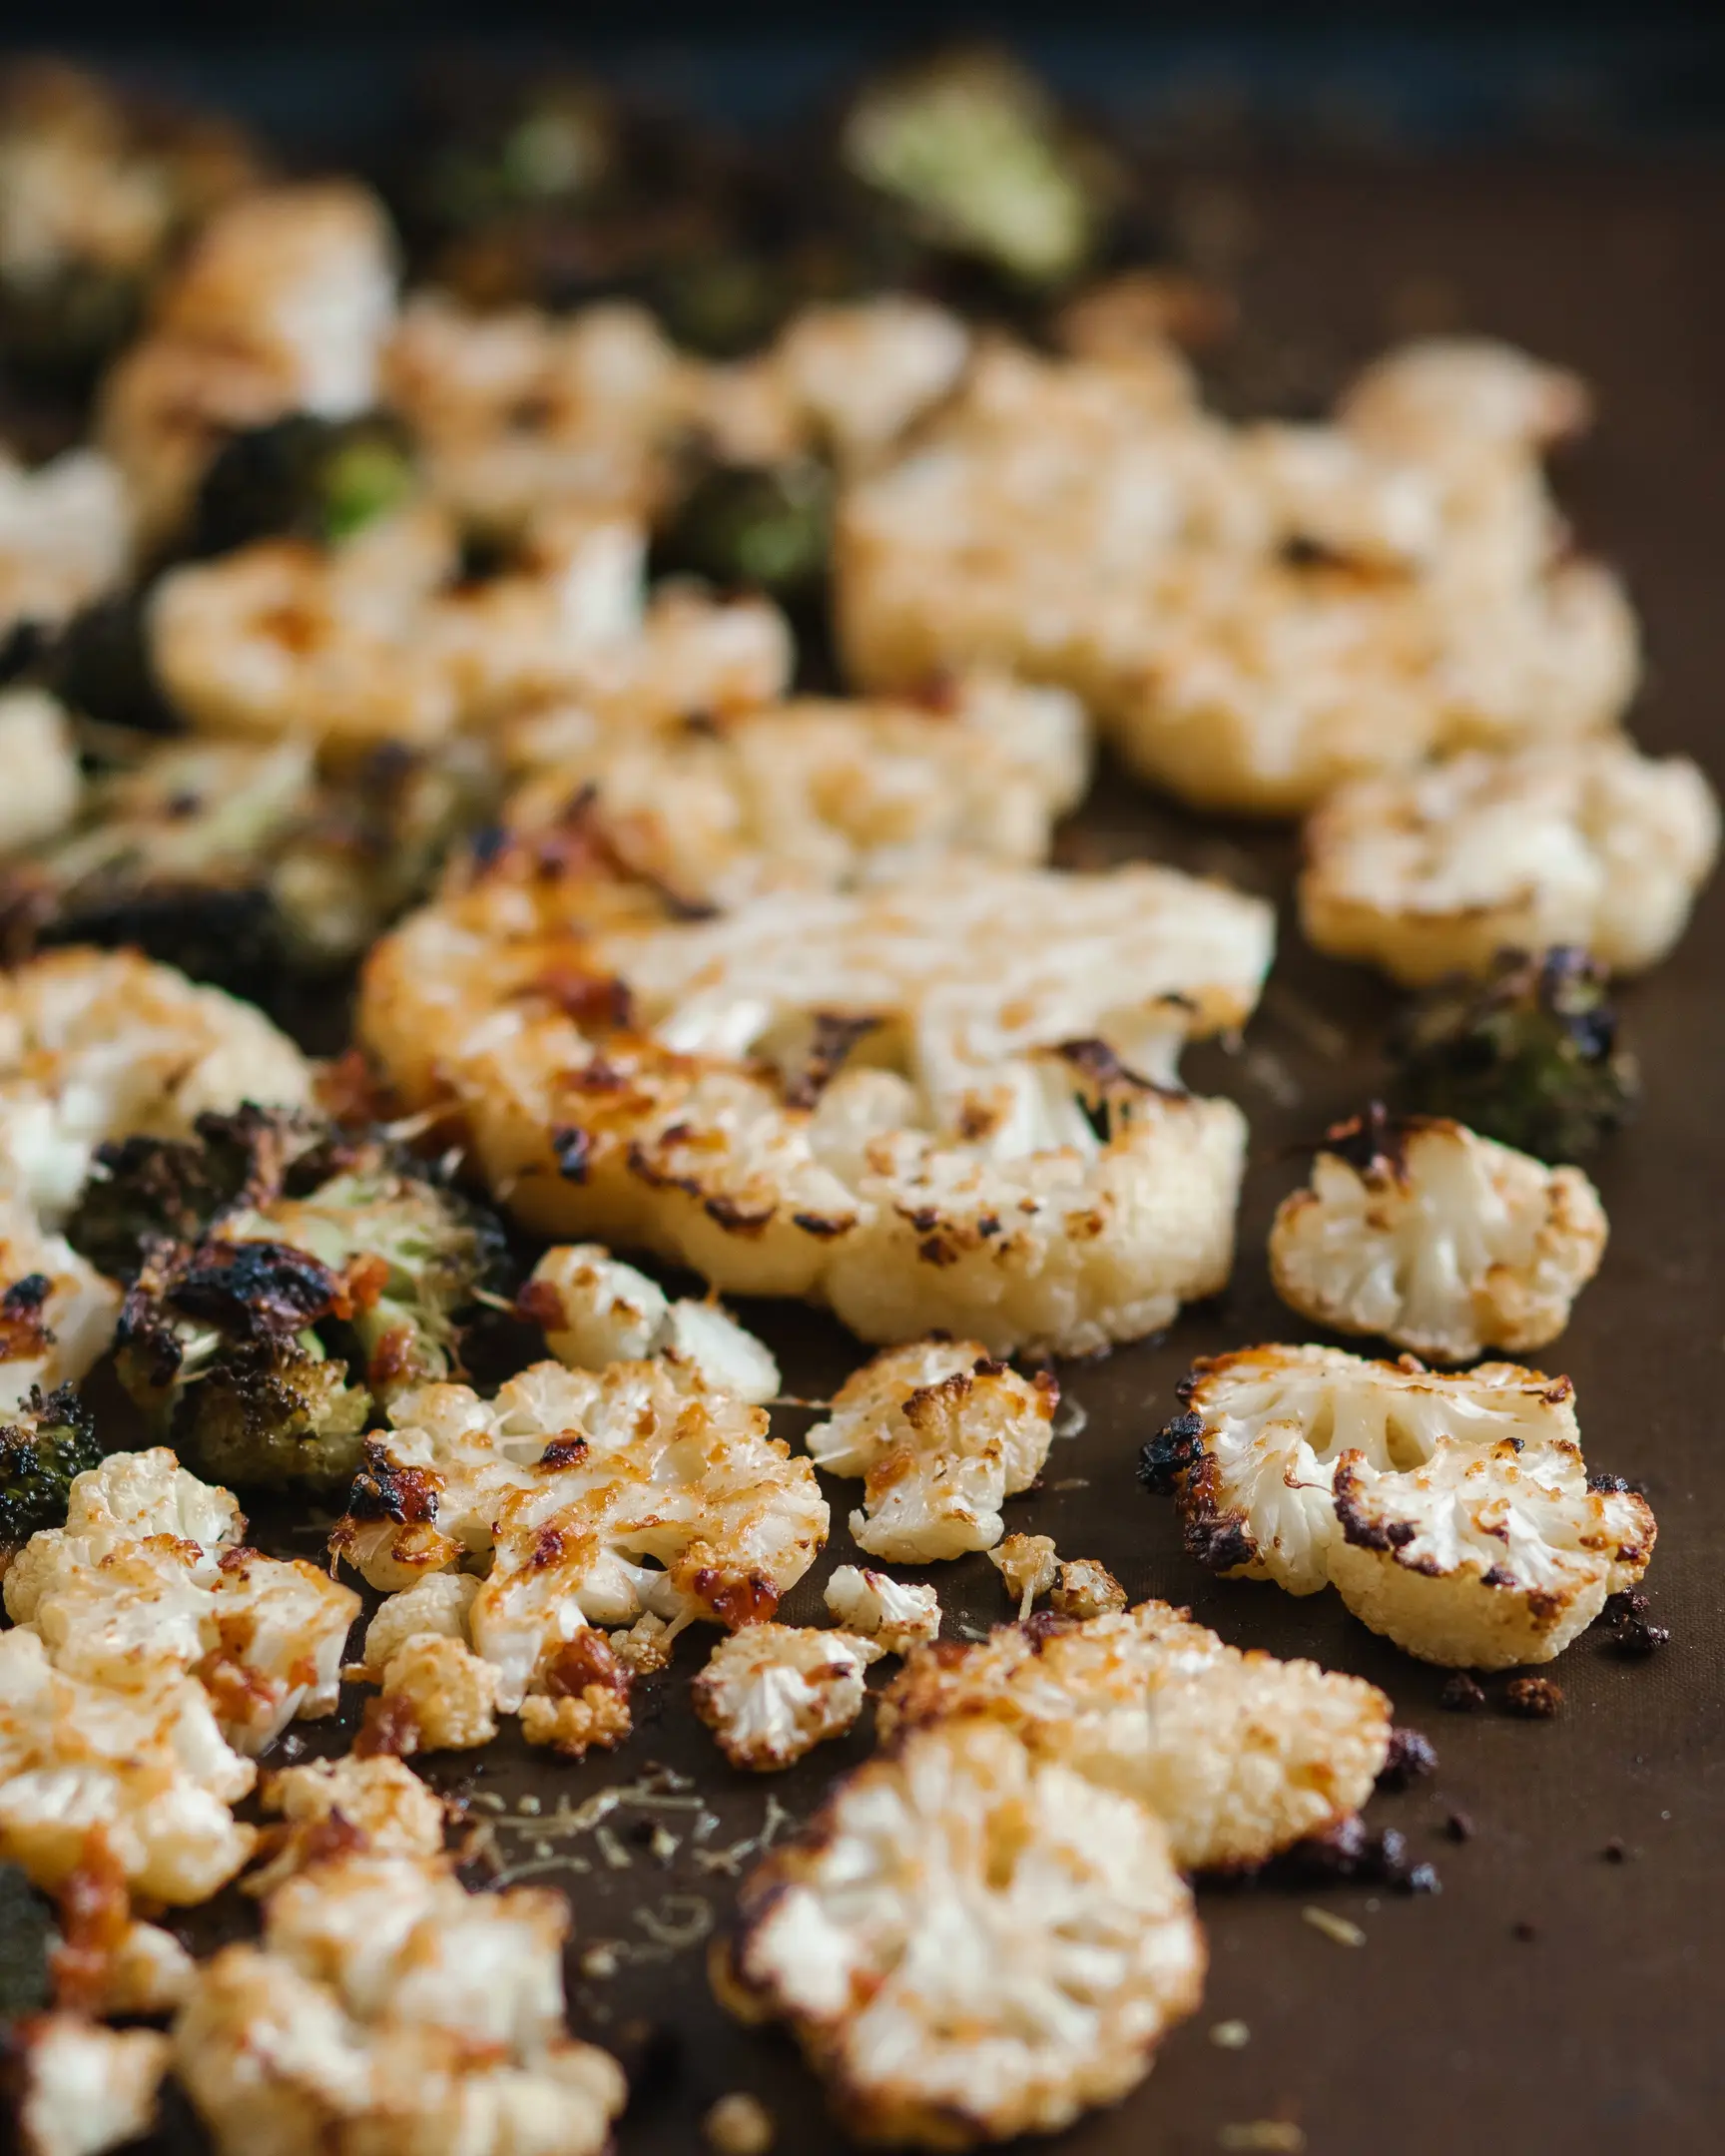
xmin=110 ymin=1122 xmax=513 ymax=1491
xmin=0 ymin=1384 xmax=107 ymax=1557
xmin=1391 ymin=946 xmax=1639 ymax=1164
xmin=656 ymin=459 xmax=834 ymax=602
xmin=190 ymin=413 xmax=417 ymax=556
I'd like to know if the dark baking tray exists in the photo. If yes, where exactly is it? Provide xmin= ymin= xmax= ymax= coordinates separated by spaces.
xmin=16 ymin=117 xmax=1721 ymax=2156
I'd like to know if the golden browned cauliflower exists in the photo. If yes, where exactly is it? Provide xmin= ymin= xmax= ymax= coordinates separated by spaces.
xmin=987 ymin=1531 xmax=1059 ymax=1618
xmin=525 ymin=1243 xmax=780 ymax=1403
xmin=252 ymin=1754 xmax=448 ymax=1896
xmin=693 ymin=1622 xmax=877 ymax=1770
xmin=878 ymin=1599 xmax=1391 ymax=1872
xmin=807 ymin=1340 xmax=1056 ymax=1562
xmin=0 ymin=1196 xmax=122 ymax=1414
xmin=823 ymin=1564 xmax=941 ymax=1656
xmin=723 ymin=1718 xmax=1205 ymax=2147
xmin=330 ymin=1358 xmax=828 ymax=1714
xmin=0 ymin=947 xmax=311 ymax=1227
xmin=1142 ymin=1345 xmax=1655 ymax=1667
xmin=359 ymin=857 xmax=1273 ymax=1355
xmin=1270 ymin=1108 xmax=1607 ymax=1362
xmin=1299 ymin=738 xmax=1720 ymax=984
xmin=173 ymin=1849 xmax=627 ymax=2156
xmin=836 ymin=337 xmax=1639 ymax=815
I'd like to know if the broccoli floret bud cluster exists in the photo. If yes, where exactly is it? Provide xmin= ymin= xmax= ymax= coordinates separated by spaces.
xmin=0 ymin=1385 xmax=107 ymax=1560
xmin=105 ymin=1111 xmax=512 ymax=1490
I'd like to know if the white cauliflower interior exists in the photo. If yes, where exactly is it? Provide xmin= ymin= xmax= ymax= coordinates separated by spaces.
xmin=0 ymin=948 xmax=311 ymax=1226
xmin=1299 ymin=738 xmax=1720 ymax=984
xmin=0 ymin=451 xmax=132 ymax=650
xmin=8 ymin=1447 xmax=358 ymax=1754
xmin=692 ymin=1622 xmax=877 ymax=1771
xmin=806 ymin=1339 xmax=1056 ymax=1561
xmin=330 ymin=1358 xmax=827 ymax=1711
xmin=0 ymin=1194 xmax=122 ymax=1412
xmin=878 ymin=1598 xmax=1391 ymax=1872
xmin=1148 ymin=1344 xmax=1655 ymax=1666
xmin=173 ymin=1849 xmax=627 ymax=2156
xmin=836 ymin=336 xmax=1639 ymax=814
xmin=823 ymin=1564 xmax=941 ymax=1655
xmin=360 ymin=857 xmax=1273 ymax=1354
xmin=727 ymin=1718 xmax=1205 ymax=2147
xmin=527 ymin=1243 xmax=780 ymax=1404
xmin=1270 ymin=1112 xmax=1607 ymax=1362
xmin=11 ymin=2013 xmax=170 ymax=2156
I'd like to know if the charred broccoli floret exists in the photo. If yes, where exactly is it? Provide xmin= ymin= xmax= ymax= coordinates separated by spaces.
xmin=840 ymin=47 xmax=1114 ymax=293
xmin=189 ymin=414 xmax=418 ymax=557
xmin=1391 ymin=947 xmax=1639 ymax=1165
xmin=0 ymin=1863 xmax=54 ymax=2021
xmin=66 ymin=1103 xmax=300 ymax=1280
xmin=108 ymin=1118 xmax=513 ymax=1491
xmin=0 ymin=1383 xmax=106 ymax=1559
xmin=655 ymin=458 xmax=833 ymax=602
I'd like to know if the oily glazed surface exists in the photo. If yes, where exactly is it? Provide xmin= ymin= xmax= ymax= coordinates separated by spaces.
xmin=133 ymin=153 xmax=1724 ymax=2156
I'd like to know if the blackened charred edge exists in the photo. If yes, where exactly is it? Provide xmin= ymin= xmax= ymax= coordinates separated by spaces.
xmin=1321 ymin=1100 xmax=1413 ymax=1182
xmin=0 ymin=1275 xmax=52 ymax=1318
xmin=1376 ymin=1727 xmax=1440 ymax=1791
xmin=704 ymin=1194 xmax=776 ymax=1236
xmin=790 ymin=1211 xmax=851 ymax=1239
xmin=166 ymin=1238 xmax=345 ymax=1339
xmin=780 ymin=1013 xmax=880 ymax=1111
xmin=1333 ymin=1457 xmax=1419 ymax=1553
xmin=1137 ymin=1409 xmax=1204 ymax=1494
xmin=343 ymin=1439 xmax=439 ymax=1526
xmin=551 ymin=1126 xmax=591 ymax=1183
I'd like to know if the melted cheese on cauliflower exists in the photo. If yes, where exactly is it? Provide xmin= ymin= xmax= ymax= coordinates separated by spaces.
xmin=1145 ymin=1345 xmax=1655 ymax=1666
xmin=807 ymin=1340 xmax=1056 ymax=1561
xmin=1300 ymin=738 xmax=1720 ymax=984
xmin=836 ymin=337 xmax=1638 ymax=814
xmin=360 ymin=858 xmax=1272 ymax=1355
xmin=1271 ymin=1112 xmax=1607 ymax=1361
xmin=330 ymin=1359 xmax=827 ymax=1710
xmin=726 ymin=1718 xmax=1206 ymax=2147
xmin=0 ymin=948 xmax=311 ymax=1226
xmin=879 ymin=1598 xmax=1391 ymax=1872
xmin=693 ymin=1622 xmax=877 ymax=1770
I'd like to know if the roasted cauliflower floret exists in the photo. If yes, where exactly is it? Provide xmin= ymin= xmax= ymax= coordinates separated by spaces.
xmin=0 ymin=688 xmax=82 ymax=858
xmin=0 ymin=1628 xmax=256 ymax=1902
xmin=484 ymin=672 xmax=1089 ymax=913
xmin=1339 ymin=337 xmax=1592 ymax=459
xmin=837 ymin=338 xmax=1638 ymax=815
xmin=331 ymin=1358 xmax=828 ymax=1710
xmin=823 ymin=1564 xmax=940 ymax=1656
xmin=987 ymin=1531 xmax=1059 ymax=1618
xmin=360 ymin=858 xmax=1272 ymax=1355
xmin=173 ymin=1852 xmax=627 ymax=2156
xmin=878 ymin=1599 xmax=1391 ymax=1873
xmin=1300 ymin=740 xmax=1720 ymax=985
xmin=9 ymin=2012 xmax=171 ymax=2156
xmin=525 ymin=1243 xmax=779 ymax=1404
xmin=1049 ymin=1555 xmax=1128 ymax=1619
xmin=807 ymin=1340 xmax=1056 ymax=1561
xmin=371 ymin=1633 xmax=500 ymax=1755
xmin=0 ymin=1201 xmax=122 ymax=1417
xmin=1141 ymin=1345 xmax=1654 ymax=1665
xmin=356 ymin=1573 xmax=480 ymax=1682
xmin=0 ymin=452 xmax=131 ymax=655
xmin=1270 ymin=1108 xmax=1607 ymax=1362
xmin=249 ymin=1755 xmax=447 ymax=1896
xmin=4 ymin=1443 xmax=242 ymax=1621
xmin=693 ymin=1622 xmax=876 ymax=1771
xmin=725 ymin=1718 xmax=1205 ymax=2147
xmin=106 ymin=1111 xmax=511 ymax=1493
xmin=768 ymin=297 xmax=971 ymax=468
xmin=518 ymin=1638 xmax=634 ymax=1760
xmin=11 ymin=1449 xmax=359 ymax=1754
xmin=99 ymin=182 xmax=398 ymax=542
xmin=0 ymin=948 xmax=310 ymax=1228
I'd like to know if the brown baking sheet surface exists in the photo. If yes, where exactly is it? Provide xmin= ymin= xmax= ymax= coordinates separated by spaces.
xmin=140 ymin=152 xmax=1724 ymax=2156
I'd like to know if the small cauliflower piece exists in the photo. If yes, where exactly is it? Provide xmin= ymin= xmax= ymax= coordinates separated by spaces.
xmin=11 ymin=2014 xmax=170 ymax=2156
xmin=823 ymin=1564 xmax=940 ymax=1655
xmin=359 ymin=856 xmax=1272 ymax=1357
xmin=769 ymin=296 xmax=971 ymax=469
xmin=1327 ymin=1436 xmax=1655 ymax=1669
xmin=4 ymin=1445 xmax=242 ymax=1622
xmin=1050 ymin=1556 xmax=1128 ymax=1619
xmin=518 ymin=1627 xmax=634 ymax=1758
xmin=374 ymin=1634 xmax=499 ymax=1754
xmin=611 ymin=1610 xmax=673 ymax=1675
xmin=331 ymin=1359 xmax=828 ymax=1710
xmin=527 ymin=1243 xmax=780 ymax=1403
xmin=726 ymin=1718 xmax=1205 ymax=2147
xmin=0 ymin=1628 xmax=256 ymax=1903
xmin=808 ymin=1340 xmax=1056 ymax=1562
xmin=0 ymin=688 xmax=83 ymax=854
xmin=692 ymin=1623 xmax=876 ymax=1772
xmin=357 ymin=1574 xmax=480 ymax=1680
xmin=1142 ymin=1344 xmax=1655 ymax=1665
xmin=89 ymin=1919 xmax=197 ymax=2018
xmin=0 ymin=948 xmax=311 ymax=1228
xmin=250 ymin=1756 xmax=446 ymax=1895
xmin=0 ymin=1197 xmax=122 ymax=1415
xmin=1339 ymin=338 xmax=1592 ymax=459
xmin=0 ymin=452 xmax=132 ymax=656
xmin=1270 ymin=1108 xmax=1607 ymax=1361
xmin=1300 ymin=739 xmax=1721 ymax=985
xmin=989 ymin=1531 xmax=1058 ymax=1618
xmin=173 ymin=1852 xmax=628 ymax=2156
xmin=878 ymin=1600 xmax=1391 ymax=1873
